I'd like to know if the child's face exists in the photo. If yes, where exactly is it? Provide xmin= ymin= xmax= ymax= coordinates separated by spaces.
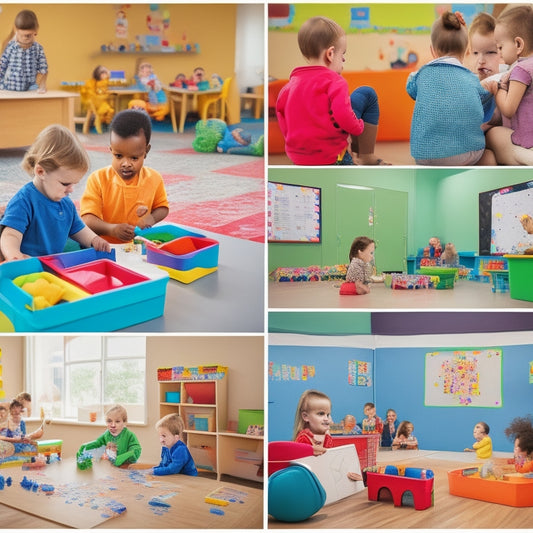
xmin=34 ymin=165 xmax=84 ymax=202
xmin=139 ymin=64 xmax=152 ymax=78
xmin=109 ymin=132 xmax=150 ymax=181
xmin=470 ymin=31 xmax=501 ymax=80
xmin=328 ymin=35 xmax=347 ymax=75
xmin=494 ymin=23 xmax=522 ymax=65
xmin=405 ymin=423 xmax=414 ymax=435
xmin=514 ymin=437 xmax=526 ymax=457
xmin=0 ymin=409 xmax=7 ymax=422
xmin=364 ymin=405 xmax=376 ymax=418
xmin=302 ymin=399 xmax=331 ymax=435
xmin=106 ymin=412 xmax=126 ymax=437
xmin=193 ymin=69 xmax=205 ymax=82
xmin=157 ymin=426 xmax=181 ymax=448
xmin=15 ymin=28 xmax=37 ymax=48
xmin=358 ymin=242 xmax=375 ymax=264
xmin=473 ymin=423 xmax=486 ymax=441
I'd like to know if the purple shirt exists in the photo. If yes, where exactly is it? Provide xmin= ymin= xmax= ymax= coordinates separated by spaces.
xmin=509 ymin=56 xmax=533 ymax=149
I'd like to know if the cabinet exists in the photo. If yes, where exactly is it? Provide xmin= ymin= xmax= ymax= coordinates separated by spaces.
xmin=158 ymin=372 xmax=263 ymax=483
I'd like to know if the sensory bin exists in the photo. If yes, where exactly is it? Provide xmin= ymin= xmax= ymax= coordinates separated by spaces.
xmin=0 ymin=248 xmax=168 ymax=332
xmin=136 ymin=225 xmax=219 ymax=284
xmin=269 ymin=265 xmax=348 ymax=282
xmin=505 ymin=255 xmax=533 ymax=302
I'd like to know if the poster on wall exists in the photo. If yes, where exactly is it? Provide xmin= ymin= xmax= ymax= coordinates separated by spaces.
xmin=424 ymin=348 xmax=502 ymax=407
xmin=268 ymin=361 xmax=316 ymax=381
xmin=348 ymin=360 xmax=372 ymax=387
xmin=530 ymin=361 xmax=533 ymax=384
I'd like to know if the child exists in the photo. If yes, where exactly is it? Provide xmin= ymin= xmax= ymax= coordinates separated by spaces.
xmin=293 ymin=389 xmax=362 ymax=481
xmin=0 ymin=400 xmax=27 ymax=443
xmin=80 ymin=109 xmax=169 ymax=244
xmin=361 ymin=402 xmax=383 ymax=434
xmin=483 ymin=5 xmax=533 ymax=165
xmin=406 ymin=11 xmax=495 ymax=165
xmin=148 ymin=413 xmax=198 ymax=476
xmin=467 ymin=12 xmax=503 ymax=81
xmin=80 ymin=65 xmax=115 ymax=127
xmin=464 ymin=421 xmax=492 ymax=459
xmin=504 ymin=415 xmax=533 ymax=474
xmin=392 ymin=420 xmax=418 ymax=450
xmin=133 ymin=61 xmax=169 ymax=121
xmin=0 ymin=9 xmax=47 ymax=92
xmin=346 ymin=236 xmax=375 ymax=294
xmin=15 ymin=391 xmax=43 ymax=439
xmin=381 ymin=408 xmax=399 ymax=447
xmin=0 ymin=125 xmax=111 ymax=261
xmin=77 ymin=404 xmax=141 ymax=467
xmin=0 ymin=405 xmax=7 ymax=432
xmin=276 ymin=16 xmax=388 ymax=166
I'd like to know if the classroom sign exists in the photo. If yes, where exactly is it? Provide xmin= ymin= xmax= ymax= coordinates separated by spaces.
xmin=424 ymin=348 xmax=502 ymax=408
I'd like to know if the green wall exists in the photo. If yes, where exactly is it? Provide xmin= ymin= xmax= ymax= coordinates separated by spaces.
xmin=269 ymin=311 xmax=371 ymax=335
xmin=268 ymin=167 xmax=533 ymax=272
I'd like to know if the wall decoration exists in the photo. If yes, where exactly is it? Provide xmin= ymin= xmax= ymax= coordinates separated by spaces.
xmin=425 ymin=348 xmax=502 ymax=407
xmin=268 ymin=361 xmax=316 ymax=381
xmin=530 ymin=361 xmax=533 ymax=384
xmin=0 ymin=348 xmax=3 ymax=399
xmin=348 ymin=360 xmax=372 ymax=387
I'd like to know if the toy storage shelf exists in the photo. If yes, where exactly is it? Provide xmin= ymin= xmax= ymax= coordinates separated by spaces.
xmin=218 ymin=432 xmax=264 ymax=483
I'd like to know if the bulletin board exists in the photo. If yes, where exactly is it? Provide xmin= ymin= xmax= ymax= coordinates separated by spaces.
xmin=267 ymin=182 xmax=321 ymax=243
xmin=424 ymin=348 xmax=502 ymax=408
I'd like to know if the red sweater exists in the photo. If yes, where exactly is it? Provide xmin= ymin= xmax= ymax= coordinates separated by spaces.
xmin=276 ymin=66 xmax=364 ymax=165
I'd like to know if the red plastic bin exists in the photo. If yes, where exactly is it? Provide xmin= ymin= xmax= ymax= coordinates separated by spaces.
xmin=331 ymin=434 xmax=380 ymax=470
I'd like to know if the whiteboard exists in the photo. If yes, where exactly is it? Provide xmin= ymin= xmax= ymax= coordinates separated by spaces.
xmin=424 ymin=348 xmax=502 ymax=407
xmin=268 ymin=182 xmax=321 ymax=243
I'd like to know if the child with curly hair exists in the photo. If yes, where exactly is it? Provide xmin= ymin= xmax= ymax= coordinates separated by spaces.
xmin=504 ymin=415 xmax=533 ymax=473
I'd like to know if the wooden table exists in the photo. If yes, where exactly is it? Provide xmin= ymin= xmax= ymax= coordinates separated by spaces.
xmin=0 ymin=458 xmax=263 ymax=529
xmin=0 ymin=90 xmax=76 ymax=148
xmin=164 ymin=86 xmax=222 ymax=133
xmin=240 ymin=87 xmax=264 ymax=119
xmin=109 ymin=87 xmax=149 ymax=112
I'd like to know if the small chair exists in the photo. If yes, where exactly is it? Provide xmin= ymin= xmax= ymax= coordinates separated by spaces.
xmin=198 ymin=77 xmax=232 ymax=122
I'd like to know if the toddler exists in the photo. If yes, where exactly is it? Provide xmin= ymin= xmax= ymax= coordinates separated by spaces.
xmin=467 ymin=12 xmax=503 ymax=81
xmin=381 ymin=408 xmax=399 ymax=447
xmin=464 ymin=421 xmax=492 ymax=459
xmin=147 ymin=413 xmax=198 ymax=476
xmin=484 ymin=5 xmax=533 ymax=165
xmin=80 ymin=109 xmax=169 ymax=243
xmin=78 ymin=404 xmax=141 ymax=467
xmin=134 ymin=62 xmax=169 ymax=121
xmin=392 ymin=420 xmax=418 ymax=450
xmin=361 ymin=402 xmax=383 ymax=434
xmin=293 ymin=389 xmax=362 ymax=481
xmin=407 ymin=11 xmax=495 ymax=165
xmin=504 ymin=415 xmax=533 ymax=474
xmin=80 ymin=65 xmax=115 ymax=127
xmin=0 ymin=9 xmax=47 ymax=92
xmin=0 ymin=125 xmax=111 ymax=261
xmin=276 ymin=16 xmax=387 ymax=166
xmin=346 ymin=236 xmax=375 ymax=294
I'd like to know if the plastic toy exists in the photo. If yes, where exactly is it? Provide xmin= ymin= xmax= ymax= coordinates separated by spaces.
xmin=366 ymin=466 xmax=434 ymax=510
xmin=77 ymin=450 xmax=94 ymax=470
xmin=390 ymin=274 xmax=432 ymax=290
xmin=0 ymin=248 xmax=168 ymax=331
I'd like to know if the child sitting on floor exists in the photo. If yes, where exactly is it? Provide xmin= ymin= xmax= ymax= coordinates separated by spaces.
xmin=80 ymin=109 xmax=169 ymax=244
xmin=464 ymin=421 xmax=492 ymax=459
xmin=345 ymin=236 xmax=375 ymax=294
xmin=504 ymin=415 xmax=533 ymax=474
xmin=77 ymin=404 xmax=141 ymax=467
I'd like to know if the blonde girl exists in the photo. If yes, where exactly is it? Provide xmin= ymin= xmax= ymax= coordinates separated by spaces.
xmin=0 ymin=125 xmax=110 ymax=261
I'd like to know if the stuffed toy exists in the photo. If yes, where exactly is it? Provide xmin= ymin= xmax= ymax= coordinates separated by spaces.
xmin=440 ymin=242 xmax=459 ymax=265
xmin=424 ymin=237 xmax=442 ymax=258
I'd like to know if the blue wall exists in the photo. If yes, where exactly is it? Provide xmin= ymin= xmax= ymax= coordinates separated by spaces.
xmin=269 ymin=342 xmax=533 ymax=451
xmin=269 ymin=345 xmax=374 ymax=441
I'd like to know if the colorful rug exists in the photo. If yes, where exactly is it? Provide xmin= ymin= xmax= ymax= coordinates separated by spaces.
xmin=0 ymin=118 xmax=265 ymax=243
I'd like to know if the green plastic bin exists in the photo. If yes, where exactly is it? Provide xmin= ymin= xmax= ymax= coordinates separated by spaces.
xmin=505 ymin=255 xmax=533 ymax=302
xmin=238 ymin=409 xmax=264 ymax=434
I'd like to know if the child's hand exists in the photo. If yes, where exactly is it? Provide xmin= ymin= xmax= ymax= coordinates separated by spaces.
xmin=91 ymin=235 xmax=111 ymax=253
xmin=312 ymin=444 xmax=328 ymax=456
xmin=138 ymin=213 xmax=156 ymax=229
xmin=112 ymin=223 xmax=136 ymax=242
xmin=347 ymin=472 xmax=363 ymax=481
xmin=4 ymin=251 xmax=31 ymax=262
xmin=481 ymin=79 xmax=498 ymax=95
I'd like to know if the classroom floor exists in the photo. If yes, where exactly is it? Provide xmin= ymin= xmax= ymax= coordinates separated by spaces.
xmin=269 ymin=449 xmax=532 ymax=529
xmin=268 ymin=279 xmax=533 ymax=309
xmin=268 ymin=141 xmax=414 ymax=166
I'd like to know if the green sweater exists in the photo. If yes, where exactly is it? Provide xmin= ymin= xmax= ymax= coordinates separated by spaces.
xmin=78 ymin=427 xmax=141 ymax=467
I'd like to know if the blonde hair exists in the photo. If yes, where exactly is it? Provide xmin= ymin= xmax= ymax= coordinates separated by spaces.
xmin=22 ymin=125 xmax=90 ymax=176
xmin=156 ymin=413 xmax=184 ymax=437
xmin=105 ymin=404 xmax=128 ymax=423
xmin=293 ymin=389 xmax=331 ymax=440
xmin=298 ymin=16 xmax=345 ymax=60
xmin=497 ymin=5 xmax=533 ymax=55
xmin=431 ymin=11 xmax=469 ymax=57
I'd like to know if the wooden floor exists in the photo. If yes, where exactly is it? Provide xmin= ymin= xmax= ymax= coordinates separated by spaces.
xmin=269 ymin=449 xmax=533 ymax=529
xmin=269 ymin=279 xmax=533 ymax=309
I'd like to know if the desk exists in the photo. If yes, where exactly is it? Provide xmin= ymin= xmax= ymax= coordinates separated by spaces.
xmin=269 ymin=449 xmax=531 ymax=529
xmin=240 ymin=87 xmax=264 ymax=119
xmin=0 ymin=90 xmax=76 ymax=148
xmin=120 ymin=225 xmax=264 ymax=333
xmin=109 ymin=88 xmax=148 ymax=112
xmin=164 ymin=86 xmax=222 ymax=133
xmin=0 ymin=458 xmax=263 ymax=529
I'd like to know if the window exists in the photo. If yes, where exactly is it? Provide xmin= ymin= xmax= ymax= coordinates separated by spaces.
xmin=25 ymin=336 xmax=146 ymax=424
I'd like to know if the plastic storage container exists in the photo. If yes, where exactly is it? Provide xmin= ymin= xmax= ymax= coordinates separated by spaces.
xmin=238 ymin=409 xmax=264 ymax=434
xmin=505 ymin=255 xmax=533 ymax=302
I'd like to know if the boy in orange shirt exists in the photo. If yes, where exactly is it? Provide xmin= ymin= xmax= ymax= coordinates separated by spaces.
xmin=80 ymin=109 xmax=169 ymax=243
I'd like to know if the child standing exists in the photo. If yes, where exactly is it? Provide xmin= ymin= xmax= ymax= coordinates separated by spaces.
xmin=504 ymin=415 xmax=533 ymax=474
xmin=483 ymin=5 xmax=533 ymax=165
xmin=0 ymin=125 xmax=111 ymax=261
xmin=293 ymin=389 xmax=362 ymax=481
xmin=464 ymin=421 xmax=492 ymax=459
xmin=407 ymin=11 xmax=495 ymax=165
xmin=276 ymin=16 xmax=388 ymax=166
xmin=361 ymin=402 xmax=383 ymax=434
xmin=77 ymin=404 xmax=141 ymax=467
xmin=346 ymin=236 xmax=375 ymax=294
xmin=147 ymin=413 xmax=198 ymax=476
xmin=0 ymin=10 xmax=47 ymax=92
xmin=392 ymin=420 xmax=418 ymax=450
xmin=80 ymin=109 xmax=169 ymax=244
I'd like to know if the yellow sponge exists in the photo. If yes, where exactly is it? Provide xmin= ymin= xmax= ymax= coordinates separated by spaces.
xmin=21 ymin=278 xmax=65 ymax=309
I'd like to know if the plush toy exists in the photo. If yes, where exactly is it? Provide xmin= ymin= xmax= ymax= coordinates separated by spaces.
xmin=424 ymin=237 xmax=442 ymax=258
xmin=440 ymin=242 xmax=459 ymax=265
xmin=192 ymin=119 xmax=264 ymax=156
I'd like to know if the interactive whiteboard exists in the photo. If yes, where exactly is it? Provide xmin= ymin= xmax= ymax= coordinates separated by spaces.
xmin=268 ymin=182 xmax=321 ymax=243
